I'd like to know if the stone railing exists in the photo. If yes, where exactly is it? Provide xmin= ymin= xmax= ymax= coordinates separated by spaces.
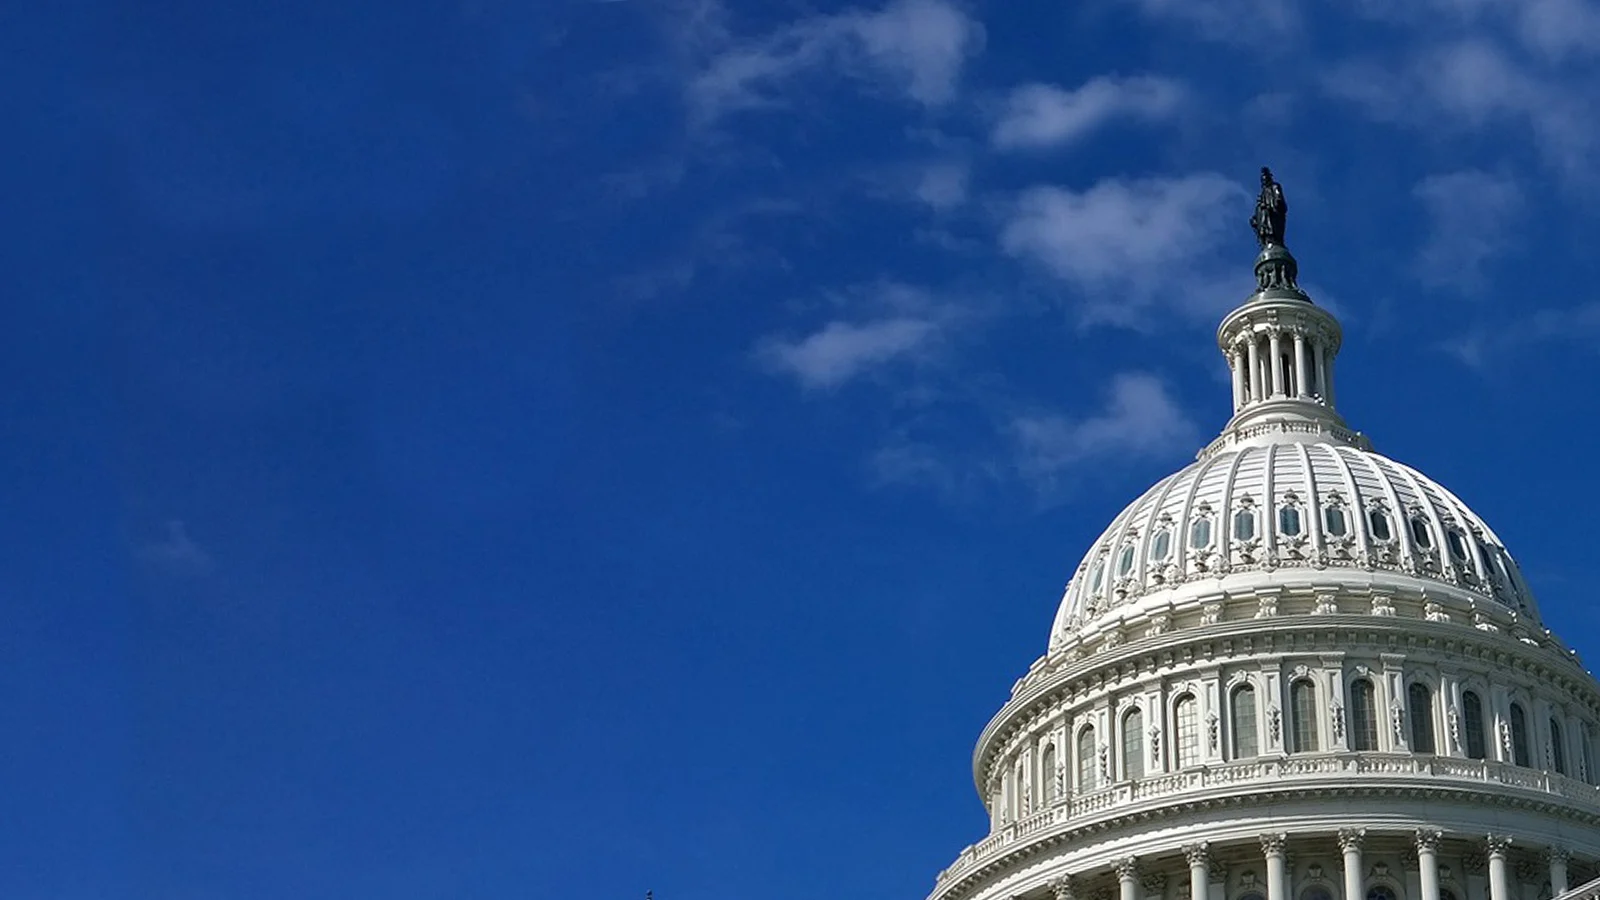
xmin=933 ymin=753 xmax=1600 ymax=893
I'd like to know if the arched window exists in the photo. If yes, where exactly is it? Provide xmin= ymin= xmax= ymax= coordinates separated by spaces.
xmin=1077 ymin=726 xmax=1098 ymax=791
xmin=1279 ymin=505 xmax=1302 ymax=536
xmin=1290 ymin=679 xmax=1319 ymax=753
xmin=1123 ymin=708 xmax=1145 ymax=781
xmin=1410 ymin=516 xmax=1434 ymax=549
xmin=1369 ymin=508 xmax=1393 ymax=540
xmin=1175 ymin=694 xmax=1200 ymax=768
xmin=1234 ymin=507 xmax=1257 ymax=541
xmin=1041 ymin=744 xmax=1058 ymax=806
xmin=1324 ymin=505 xmax=1348 ymax=537
xmin=1190 ymin=516 xmax=1213 ymax=550
xmin=1151 ymin=529 xmax=1172 ymax=563
xmin=1462 ymin=691 xmax=1487 ymax=760
xmin=1089 ymin=558 xmax=1105 ymax=594
xmin=1349 ymin=678 xmax=1379 ymax=751
xmin=1446 ymin=529 xmax=1469 ymax=561
xmin=1551 ymin=718 xmax=1567 ymax=775
xmin=1302 ymin=888 xmax=1333 ymax=900
xmin=1232 ymin=684 xmax=1259 ymax=758
xmin=1367 ymin=887 xmax=1397 ymax=900
xmin=1442 ymin=890 xmax=1460 ymax=900
xmin=1510 ymin=703 xmax=1531 ymax=767
xmin=1409 ymin=683 xmax=1436 ymax=753
xmin=1239 ymin=893 xmax=1266 ymax=900
xmin=1117 ymin=544 xmax=1135 ymax=577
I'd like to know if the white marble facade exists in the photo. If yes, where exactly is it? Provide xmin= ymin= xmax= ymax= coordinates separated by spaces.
xmin=926 ymin=243 xmax=1600 ymax=900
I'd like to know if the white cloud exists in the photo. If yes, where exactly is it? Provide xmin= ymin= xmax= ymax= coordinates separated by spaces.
xmin=1010 ymin=373 xmax=1198 ymax=490
xmin=1118 ymin=0 xmax=1300 ymax=44
xmin=1413 ymin=170 xmax=1524 ymax=293
xmin=1324 ymin=40 xmax=1600 ymax=183
xmin=991 ymin=76 xmax=1186 ymax=151
xmin=999 ymin=173 xmax=1247 ymax=324
xmin=913 ymin=160 xmax=970 ymax=210
xmin=1363 ymin=0 xmax=1600 ymax=61
xmin=756 ymin=318 xmax=938 ymax=390
xmin=687 ymin=0 xmax=984 ymax=125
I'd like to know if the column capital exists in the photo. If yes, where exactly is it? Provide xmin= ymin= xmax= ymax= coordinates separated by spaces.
xmin=1338 ymin=828 xmax=1366 ymax=852
xmin=1117 ymin=858 xmax=1140 ymax=881
xmin=1545 ymin=847 xmax=1572 ymax=865
xmin=1416 ymin=828 xmax=1443 ymax=853
xmin=1485 ymin=835 xmax=1513 ymax=859
xmin=1185 ymin=843 xmax=1211 ymax=868
xmin=1051 ymin=875 xmax=1077 ymax=900
xmin=1261 ymin=833 xmax=1289 ymax=856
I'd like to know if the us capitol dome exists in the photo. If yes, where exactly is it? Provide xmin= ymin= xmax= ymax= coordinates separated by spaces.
xmin=927 ymin=170 xmax=1600 ymax=900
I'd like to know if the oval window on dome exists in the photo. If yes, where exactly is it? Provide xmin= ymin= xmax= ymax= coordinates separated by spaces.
xmin=1446 ymin=529 xmax=1468 ymax=561
xmin=1151 ymin=529 xmax=1172 ymax=562
xmin=1233 ymin=509 xmax=1256 ymax=541
xmin=1190 ymin=517 xmax=1212 ymax=549
xmin=1324 ymin=505 xmax=1348 ymax=536
xmin=1410 ymin=516 xmax=1433 ymax=549
xmin=1278 ymin=506 xmax=1302 ymax=536
xmin=1368 ymin=509 xmax=1392 ymax=540
xmin=1116 ymin=544 xmax=1135 ymax=576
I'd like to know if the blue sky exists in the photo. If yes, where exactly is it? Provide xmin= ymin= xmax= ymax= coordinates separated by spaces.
xmin=13 ymin=0 xmax=1600 ymax=897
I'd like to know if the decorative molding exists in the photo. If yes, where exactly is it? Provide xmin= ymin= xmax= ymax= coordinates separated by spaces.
xmin=1415 ymin=828 xmax=1442 ymax=853
xmin=1142 ymin=874 xmax=1168 ymax=893
xmin=1337 ymin=828 xmax=1366 ymax=852
xmin=1051 ymin=879 xmax=1077 ymax=900
xmin=1184 ymin=842 xmax=1210 ymax=868
xmin=1116 ymin=857 xmax=1140 ymax=880
xmin=1486 ymin=835 xmax=1513 ymax=858
xmin=1516 ymin=860 xmax=1540 ymax=883
xmin=1260 ymin=833 xmax=1288 ymax=856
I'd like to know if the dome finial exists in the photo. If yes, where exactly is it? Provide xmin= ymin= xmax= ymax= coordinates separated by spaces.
xmin=1250 ymin=166 xmax=1287 ymax=249
xmin=1249 ymin=166 xmax=1302 ymax=296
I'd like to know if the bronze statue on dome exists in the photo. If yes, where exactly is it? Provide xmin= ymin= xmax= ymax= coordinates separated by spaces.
xmin=1250 ymin=166 xmax=1287 ymax=248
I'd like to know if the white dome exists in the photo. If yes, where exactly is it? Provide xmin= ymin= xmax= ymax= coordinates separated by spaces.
xmin=1049 ymin=440 xmax=1538 ymax=649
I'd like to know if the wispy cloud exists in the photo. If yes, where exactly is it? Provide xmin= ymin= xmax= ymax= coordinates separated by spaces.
xmin=1009 ymin=373 xmax=1198 ymax=493
xmin=1117 ymin=0 xmax=1300 ymax=44
xmin=1413 ymin=170 xmax=1524 ymax=293
xmin=998 ymin=173 xmax=1247 ymax=325
xmin=1444 ymin=300 xmax=1600 ymax=368
xmin=753 ymin=281 xmax=959 ymax=390
xmin=687 ymin=0 xmax=984 ymax=126
xmin=134 ymin=520 xmax=214 ymax=577
xmin=756 ymin=317 xmax=940 ymax=390
xmin=1324 ymin=39 xmax=1600 ymax=184
xmin=991 ymin=76 xmax=1186 ymax=151
xmin=912 ymin=160 xmax=970 ymax=211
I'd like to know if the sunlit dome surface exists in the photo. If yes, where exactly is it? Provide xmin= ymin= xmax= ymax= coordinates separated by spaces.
xmin=1048 ymin=440 xmax=1538 ymax=650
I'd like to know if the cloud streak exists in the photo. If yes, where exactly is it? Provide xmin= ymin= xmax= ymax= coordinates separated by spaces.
xmin=1010 ymin=373 xmax=1198 ymax=493
xmin=991 ymin=76 xmax=1186 ymax=151
xmin=687 ymin=0 xmax=984 ymax=126
xmin=999 ymin=173 xmax=1247 ymax=324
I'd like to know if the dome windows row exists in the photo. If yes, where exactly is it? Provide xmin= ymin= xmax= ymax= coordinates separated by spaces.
xmin=991 ymin=665 xmax=1597 ymax=825
xmin=1080 ymin=493 xmax=1519 ymax=604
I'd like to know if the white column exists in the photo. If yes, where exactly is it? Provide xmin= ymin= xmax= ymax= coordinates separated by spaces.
xmin=1118 ymin=858 xmax=1140 ymax=900
xmin=1486 ymin=836 xmax=1512 ymax=900
xmin=1262 ymin=834 xmax=1288 ymax=900
xmin=1339 ymin=829 xmax=1365 ymax=900
xmin=1293 ymin=332 xmax=1309 ymax=398
xmin=1269 ymin=330 xmax=1285 ymax=397
xmin=1417 ymin=829 xmax=1442 ymax=900
xmin=1231 ymin=350 xmax=1247 ymax=412
xmin=1247 ymin=338 xmax=1263 ymax=403
xmin=1548 ymin=847 xmax=1570 ymax=895
xmin=1311 ymin=340 xmax=1327 ymax=402
xmin=1186 ymin=843 xmax=1210 ymax=900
